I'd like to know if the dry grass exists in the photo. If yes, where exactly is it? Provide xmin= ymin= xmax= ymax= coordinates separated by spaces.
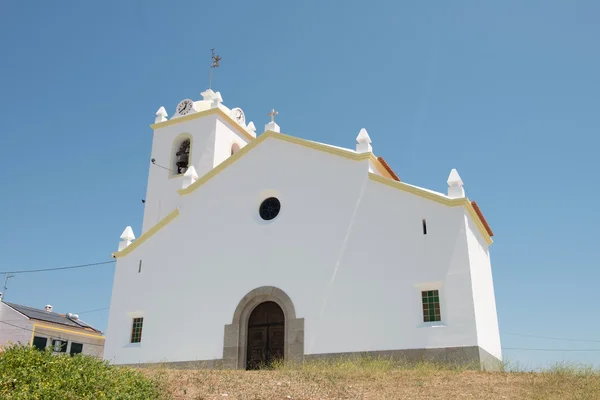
xmin=141 ymin=357 xmax=600 ymax=400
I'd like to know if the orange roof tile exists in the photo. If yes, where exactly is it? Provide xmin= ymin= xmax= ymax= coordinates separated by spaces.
xmin=377 ymin=157 xmax=401 ymax=181
xmin=470 ymin=201 xmax=494 ymax=237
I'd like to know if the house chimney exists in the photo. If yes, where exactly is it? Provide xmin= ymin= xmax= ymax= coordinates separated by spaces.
xmin=44 ymin=304 xmax=53 ymax=312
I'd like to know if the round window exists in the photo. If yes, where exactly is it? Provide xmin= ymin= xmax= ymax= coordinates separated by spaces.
xmin=259 ymin=197 xmax=281 ymax=221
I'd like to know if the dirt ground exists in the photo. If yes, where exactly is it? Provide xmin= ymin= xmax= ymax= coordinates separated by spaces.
xmin=143 ymin=367 xmax=600 ymax=400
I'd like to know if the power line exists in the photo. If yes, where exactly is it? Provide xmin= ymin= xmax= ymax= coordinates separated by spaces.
xmin=506 ymin=332 xmax=600 ymax=344
xmin=502 ymin=347 xmax=600 ymax=352
xmin=75 ymin=307 xmax=110 ymax=315
xmin=0 ymin=260 xmax=115 ymax=275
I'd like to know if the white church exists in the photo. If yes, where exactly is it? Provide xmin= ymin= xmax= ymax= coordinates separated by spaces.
xmin=104 ymin=88 xmax=502 ymax=370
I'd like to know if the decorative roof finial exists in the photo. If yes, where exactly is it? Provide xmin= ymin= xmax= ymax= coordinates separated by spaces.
xmin=155 ymin=106 xmax=168 ymax=123
xmin=356 ymin=128 xmax=372 ymax=153
xmin=268 ymin=108 xmax=278 ymax=123
xmin=265 ymin=109 xmax=280 ymax=133
xmin=118 ymin=226 xmax=135 ymax=251
xmin=447 ymin=169 xmax=465 ymax=198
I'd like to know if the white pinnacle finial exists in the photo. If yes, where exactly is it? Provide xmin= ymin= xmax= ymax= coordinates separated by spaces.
xmin=447 ymin=169 xmax=465 ymax=198
xmin=155 ymin=107 xmax=168 ymax=123
xmin=356 ymin=128 xmax=372 ymax=153
xmin=246 ymin=121 xmax=257 ymax=138
xmin=118 ymin=226 xmax=135 ymax=251
xmin=211 ymin=92 xmax=223 ymax=108
xmin=201 ymin=89 xmax=216 ymax=101
xmin=181 ymin=166 xmax=199 ymax=189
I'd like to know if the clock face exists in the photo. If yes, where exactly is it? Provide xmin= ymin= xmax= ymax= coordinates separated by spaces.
xmin=231 ymin=107 xmax=245 ymax=125
xmin=177 ymin=99 xmax=194 ymax=116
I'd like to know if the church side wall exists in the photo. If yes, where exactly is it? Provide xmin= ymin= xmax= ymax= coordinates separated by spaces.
xmin=465 ymin=215 xmax=502 ymax=360
xmin=105 ymin=138 xmax=481 ymax=365
xmin=302 ymin=179 xmax=479 ymax=355
xmin=0 ymin=304 xmax=32 ymax=348
xmin=141 ymin=116 xmax=218 ymax=233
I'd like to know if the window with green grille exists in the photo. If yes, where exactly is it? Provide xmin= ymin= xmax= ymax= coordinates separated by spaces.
xmin=421 ymin=290 xmax=441 ymax=322
xmin=130 ymin=317 xmax=144 ymax=343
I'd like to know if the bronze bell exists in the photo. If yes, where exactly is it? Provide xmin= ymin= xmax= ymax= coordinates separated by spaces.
xmin=176 ymin=153 xmax=189 ymax=169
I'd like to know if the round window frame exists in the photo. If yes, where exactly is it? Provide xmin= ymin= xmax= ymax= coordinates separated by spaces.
xmin=258 ymin=197 xmax=281 ymax=221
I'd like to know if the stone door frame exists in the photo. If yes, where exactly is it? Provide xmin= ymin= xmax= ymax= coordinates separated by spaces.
xmin=223 ymin=286 xmax=304 ymax=369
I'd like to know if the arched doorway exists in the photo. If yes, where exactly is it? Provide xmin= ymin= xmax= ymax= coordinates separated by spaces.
xmin=246 ymin=301 xmax=285 ymax=370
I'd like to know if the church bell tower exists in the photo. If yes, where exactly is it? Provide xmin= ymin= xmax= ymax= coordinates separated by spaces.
xmin=140 ymin=89 xmax=258 ymax=233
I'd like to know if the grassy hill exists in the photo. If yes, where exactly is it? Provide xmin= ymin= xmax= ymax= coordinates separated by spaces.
xmin=1 ymin=345 xmax=598 ymax=399
xmin=143 ymin=357 xmax=600 ymax=400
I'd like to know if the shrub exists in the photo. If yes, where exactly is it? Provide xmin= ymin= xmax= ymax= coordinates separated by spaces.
xmin=0 ymin=344 xmax=164 ymax=399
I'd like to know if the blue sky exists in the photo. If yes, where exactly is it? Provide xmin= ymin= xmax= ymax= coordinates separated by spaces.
xmin=1 ymin=1 xmax=599 ymax=370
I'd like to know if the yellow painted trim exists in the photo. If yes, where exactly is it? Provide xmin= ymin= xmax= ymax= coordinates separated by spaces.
xmin=150 ymin=107 xmax=256 ymax=142
xmin=368 ymin=173 xmax=493 ymax=246
xmin=32 ymin=323 xmax=105 ymax=339
xmin=178 ymin=130 xmax=372 ymax=196
xmin=112 ymin=208 xmax=180 ymax=258
xmin=168 ymin=133 xmax=193 ymax=179
xmin=122 ymin=129 xmax=491 ymax=256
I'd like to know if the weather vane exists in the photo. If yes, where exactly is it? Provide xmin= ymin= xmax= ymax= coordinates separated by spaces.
xmin=209 ymin=48 xmax=222 ymax=89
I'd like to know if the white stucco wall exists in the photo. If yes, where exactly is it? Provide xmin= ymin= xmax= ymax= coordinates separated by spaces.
xmin=0 ymin=303 xmax=32 ymax=348
xmin=105 ymin=136 xmax=499 ymax=365
xmin=465 ymin=216 xmax=502 ymax=359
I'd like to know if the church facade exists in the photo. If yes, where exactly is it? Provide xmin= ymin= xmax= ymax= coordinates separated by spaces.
xmin=103 ymin=89 xmax=502 ymax=370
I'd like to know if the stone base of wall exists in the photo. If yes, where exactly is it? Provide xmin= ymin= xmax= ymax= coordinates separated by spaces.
xmin=303 ymin=346 xmax=502 ymax=371
xmin=119 ymin=346 xmax=502 ymax=371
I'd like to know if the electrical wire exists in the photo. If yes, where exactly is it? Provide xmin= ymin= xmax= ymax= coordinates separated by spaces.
xmin=0 ymin=260 xmax=115 ymax=275
xmin=505 ymin=332 xmax=600 ymax=344
xmin=75 ymin=307 xmax=110 ymax=315
xmin=502 ymin=347 xmax=600 ymax=352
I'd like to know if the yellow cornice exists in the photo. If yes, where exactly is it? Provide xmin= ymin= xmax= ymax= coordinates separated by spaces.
xmin=178 ymin=130 xmax=372 ymax=196
xmin=118 ymin=130 xmax=491 ymax=259
xmin=150 ymin=108 xmax=256 ymax=142
xmin=112 ymin=208 xmax=180 ymax=259
xmin=32 ymin=323 xmax=105 ymax=339
xmin=368 ymin=173 xmax=493 ymax=246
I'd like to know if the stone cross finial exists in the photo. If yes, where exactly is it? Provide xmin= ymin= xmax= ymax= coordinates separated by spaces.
xmin=155 ymin=107 xmax=168 ymax=123
xmin=118 ymin=226 xmax=135 ymax=251
xmin=268 ymin=109 xmax=278 ymax=123
xmin=265 ymin=109 xmax=280 ymax=133
xmin=447 ymin=169 xmax=465 ymax=199
xmin=356 ymin=128 xmax=372 ymax=153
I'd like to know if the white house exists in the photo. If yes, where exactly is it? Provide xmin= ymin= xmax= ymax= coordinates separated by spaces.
xmin=0 ymin=297 xmax=105 ymax=357
xmin=104 ymin=89 xmax=501 ymax=370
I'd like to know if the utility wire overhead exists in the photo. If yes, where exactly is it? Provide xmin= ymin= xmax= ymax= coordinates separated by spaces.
xmin=0 ymin=260 xmax=115 ymax=275
xmin=505 ymin=332 xmax=600 ymax=344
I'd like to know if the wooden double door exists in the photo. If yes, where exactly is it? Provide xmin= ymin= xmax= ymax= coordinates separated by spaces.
xmin=246 ymin=301 xmax=285 ymax=370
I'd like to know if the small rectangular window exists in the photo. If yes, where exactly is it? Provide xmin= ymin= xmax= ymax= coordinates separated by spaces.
xmin=421 ymin=290 xmax=441 ymax=322
xmin=32 ymin=336 xmax=48 ymax=351
xmin=70 ymin=342 xmax=83 ymax=356
xmin=138 ymin=260 xmax=142 ymax=273
xmin=422 ymin=219 xmax=427 ymax=235
xmin=130 ymin=317 xmax=144 ymax=343
xmin=53 ymin=339 xmax=67 ymax=353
